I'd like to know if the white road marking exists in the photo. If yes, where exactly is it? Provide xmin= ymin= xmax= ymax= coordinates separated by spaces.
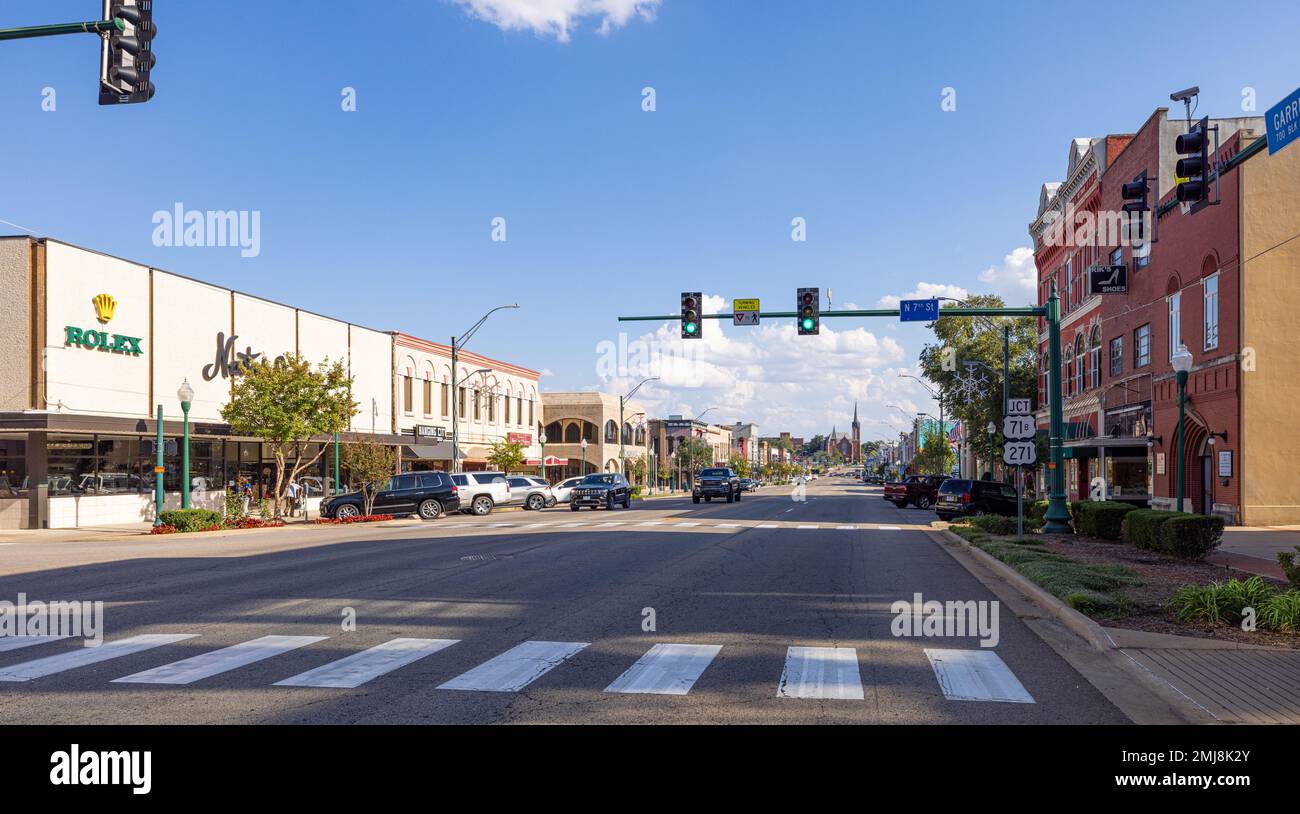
xmin=924 ymin=649 xmax=1035 ymax=703
xmin=556 ymin=522 xmax=585 ymax=528
xmin=437 ymin=640 xmax=588 ymax=692
xmin=524 ymin=522 xmax=550 ymax=527
xmin=598 ymin=522 xmax=624 ymax=527
xmin=604 ymin=643 xmax=722 ymax=695
xmin=836 ymin=525 xmax=856 ymax=530
xmin=275 ymin=638 xmax=458 ymax=688
xmin=0 ymin=635 xmax=72 ymax=653
xmin=674 ymin=522 xmax=700 ymax=527
xmin=718 ymin=523 xmax=742 ymax=528
xmin=757 ymin=524 xmax=779 ymax=529
xmin=638 ymin=521 xmax=664 ymax=526
xmin=0 ymin=633 xmax=198 ymax=682
xmin=797 ymin=525 xmax=819 ymax=530
xmin=488 ymin=523 xmax=516 ymax=528
xmin=777 ymin=646 xmax=864 ymax=700
xmin=878 ymin=526 xmax=902 ymax=531
xmin=113 ymin=635 xmax=327 ymax=685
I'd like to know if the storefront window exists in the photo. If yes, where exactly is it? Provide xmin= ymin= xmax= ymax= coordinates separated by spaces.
xmin=96 ymin=436 xmax=142 ymax=494
xmin=0 ymin=437 xmax=27 ymax=497
xmin=1107 ymin=457 xmax=1150 ymax=500
xmin=46 ymin=435 xmax=96 ymax=495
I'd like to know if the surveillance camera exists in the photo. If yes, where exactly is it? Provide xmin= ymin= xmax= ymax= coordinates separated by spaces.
xmin=1170 ymin=86 xmax=1200 ymax=102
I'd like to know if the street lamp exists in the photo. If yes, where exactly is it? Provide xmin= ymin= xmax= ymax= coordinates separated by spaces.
xmin=177 ymin=378 xmax=194 ymax=509
xmin=450 ymin=366 xmax=490 ymax=471
xmin=620 ymin=377 xmax=658 ymax=475
xmin=538 ymin=431 xmax=547 ymax=479
xmin=580 ymin=438 xmax=588 ymax=478
xmin=1171 ymin=343 xmax=1194 ymax=512
xmin=987 ymin=421 xmax=997 ymax=481
xmin=450 ymin=304 xmax=519 ymax=472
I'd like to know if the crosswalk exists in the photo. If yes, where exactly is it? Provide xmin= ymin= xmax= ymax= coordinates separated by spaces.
xmin=432 ymin=518 xmax=919 ymax=534
xmin=0 ymin=633 xmax=1035 ymax=704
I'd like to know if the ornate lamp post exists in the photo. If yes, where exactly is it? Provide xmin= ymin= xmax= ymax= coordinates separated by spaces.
xmin=538 ymin=431 xmax=547 ymax=479
xmin=1171 ymin=343 xmax=1194 ymax=512
xmin=987 ymin=421 xmax=997 ymax=480
xmin=177 ymin=378 xmax=195 ymax=509
xmin=580 ymin=438 xmax=588 ymax=478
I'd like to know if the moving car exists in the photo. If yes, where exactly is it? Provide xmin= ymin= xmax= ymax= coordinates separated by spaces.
xmin=883 ymin=474 xmax=949 ymax=510
xmin=321 ymin=471 xmax=459 ymax=520
xmin=739 ymin=478 xmax=760 ymax=492
xmin=935 ymin=479 xmax=1019 ymax=521
xmin=550 ymin=476 xmax=584 ymax=504
xmin=450 ymin=471 xmax=512 ymax=516
xmin=570 ymin=473 xmax=632 ymax=510
xmin=505 ymin=476 xmax=557 ymax=510
xmin=694 ymin=467 xmax=741 ymax=504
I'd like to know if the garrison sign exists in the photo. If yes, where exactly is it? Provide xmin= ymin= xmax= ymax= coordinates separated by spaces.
xmin=64 ymin=293 xmax=144 ymax=357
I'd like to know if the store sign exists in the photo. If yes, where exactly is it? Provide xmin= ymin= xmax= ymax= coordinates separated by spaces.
xmin=65 ymin=293 xmax=143 ymax=356
xmin=415 ymin=425 xmax=445 ymax=441
xmin=202 ymin=332 xmax=287 ymax=381
xmin=507 ymin=433 xmax=532 ymax=446
xmin=1218 ymin=450 xmax=1232 ymax=478
xmin=1089 ymin=264 xmax=1128 ymax=295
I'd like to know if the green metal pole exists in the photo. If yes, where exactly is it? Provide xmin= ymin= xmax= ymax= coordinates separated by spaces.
xmin=1043 ymin=283 xmax=1072 ymax=533
xmin=153 ymin=405 xmax=164 ymax=526
xmin=450 ymin=336 xmax=458 ymax=474
xmin=334 ymin=432 xmax=340 ymax=494
xmin=618 ymin=396 xmax=625 ymax=474
xmin=539 ymin=436 xmax=545 ymax=479
xmin=1003 ymin=324 xmax=1010 ymax=484
xmin=1176 ymin=371 xmax=1188 ymax=512
xmin=181 ymin=401 xmax=191 ymax=509
xmin=0 ymin=18 xmax=122 ymax=41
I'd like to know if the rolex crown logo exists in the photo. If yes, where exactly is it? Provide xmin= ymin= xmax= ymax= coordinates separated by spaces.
xmin=92 ymin=293 xmax=116 ymax=324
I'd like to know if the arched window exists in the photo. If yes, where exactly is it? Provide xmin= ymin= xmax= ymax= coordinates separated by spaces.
xmin=546 ymin=420 xmax=564 ymax=442
xmin=563 ymin=422 xmax=580 ymax=444
xmin=634 ymin=426 xmax=646 ymax=445
xmin=1041 ymin=352 xmax=1050 ymax=406
xmin=622 ymin=423 xmax=632 ymax=444
xmin=1089 ymin=326 xmax=1102 ymax=389
xmin=1065 ymin=350 xmax=1073 ymax=398
xmin=583 ymin=421 xmax=597 ymax=443
xmin=604 ymin=420 xmax=617 ymax=443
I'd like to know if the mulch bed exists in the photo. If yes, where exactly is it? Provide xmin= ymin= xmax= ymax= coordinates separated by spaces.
xmin=1035 ymin=533 xmax=1300 ymax=649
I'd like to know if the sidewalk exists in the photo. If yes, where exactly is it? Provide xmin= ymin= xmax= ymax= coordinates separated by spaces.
xmin=1206 ymin=525 xmax=1300 ymax=580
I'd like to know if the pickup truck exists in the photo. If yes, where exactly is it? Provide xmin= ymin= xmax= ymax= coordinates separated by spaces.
xmin=883 ymin=474 xmax=949 ymax=510
xmin=693 ymin=467 xmax=742 ymax=504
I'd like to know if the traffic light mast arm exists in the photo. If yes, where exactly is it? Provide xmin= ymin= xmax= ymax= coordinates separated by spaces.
xmin=0 ymin=17 xmax=123 ymax=41
xmin=619 ymin=306 xmax=1046 ymax=321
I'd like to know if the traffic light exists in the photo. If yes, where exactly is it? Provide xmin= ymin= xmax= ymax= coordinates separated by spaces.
xmin=99 ymin=1 xmax=156 ymax=106
xmin=1175 ymin=116 xmax=1209 ymax=206
xmin=1121 ymin=170 xmax=1149 ymax=248
xmin=797 ymin=287 xmax=819 ymax=335
xmin=680 ymin=292 xmax=702 ymax=339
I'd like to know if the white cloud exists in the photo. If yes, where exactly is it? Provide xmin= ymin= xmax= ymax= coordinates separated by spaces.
xmin=449 ymin=0 xmax=660 ymax=41
xmin=877 ymin=282 xmax=970 ymax=309
xmin=978 ymin=247 xmax=1037 ymax=305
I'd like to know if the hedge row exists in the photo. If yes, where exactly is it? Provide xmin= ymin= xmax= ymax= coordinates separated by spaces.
xmin=1069 ymin=500 xmax=1137 ymax=540
xmin=1121 ymin=509 xmax=1224 ymax=560
xmin=158 ymin=508 xmax=223 ymax=533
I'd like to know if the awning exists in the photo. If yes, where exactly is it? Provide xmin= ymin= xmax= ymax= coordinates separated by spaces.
xmin=402 ymin=445 xmax=446 ymax=459
xmin=525 ymin=456 xmax=569 ymax=466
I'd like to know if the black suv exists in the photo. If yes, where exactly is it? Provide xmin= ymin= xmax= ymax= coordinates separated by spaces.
xmin=935 ymin=479 xmax=1019 ymax=520
xmin=570 ymin=473 xmax=632 ymax=510
xmin=694 ymin=467 xmax=741 ymax=503
xmin=321 ymin=471 xmax=460 ymax=520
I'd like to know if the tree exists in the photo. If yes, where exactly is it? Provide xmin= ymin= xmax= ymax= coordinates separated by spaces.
xmin=341 ymin=440 xmax=398 ymax=515
xmin=915 ymin=428 xmax=956 ymax=474
xmin=487 ymin=439 xmax=526 ymax=473
xmin=221 ymin=354 xmax=357 ymax=518
xmin=627 ymin=455 xmax=647 ymax=486
xmin=728 ymin=454 xmax=750 ymax=478
xmin=676 ymin=438 xmax=713 ymax=472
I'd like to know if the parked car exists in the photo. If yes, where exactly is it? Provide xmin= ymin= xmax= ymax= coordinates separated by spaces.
xmin=739 ymin=478 xmax=760 ymax=492
xmin=321 ymin=471 xmax=459 ymax=520
xmin=935 ymin=479 xmax=1019 ymax=521
xmin=550 ymin=476 xmax=584 ymax=504
xmin=694 ymin=467 xmax=741 ymax=504
xmin=570 ymin=473 xmax=632 ymax=510
xmin=883 ymin=474 xmax=950 ymax=510
xmin=505 ymin=476 xmax=556 ymax=510
xmin=450 ymin=471 xmax=512 ymax=516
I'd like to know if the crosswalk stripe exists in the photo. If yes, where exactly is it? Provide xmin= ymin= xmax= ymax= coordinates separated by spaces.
xmin=0 ymin=633 xmax=198 ymax=682
xmin=488 ymin=523 xmax=516 ymax=528
xmin=0 ymin=635 xmax=72 ymax=653
xmin=758 ymin=524 xmax=779 ymax=529
xmin=924 ymin=648 xmax=1034 ymax=704
xmin=797 ymin=525 xmax=819 ymax=530
xmin=638 ymin=521 xmax=663 ymax=526
xmin=605 ymin=643 xmax=722 ymax=695
xmin=878 ymin=525 xmax=902 ymax=530
xmin=557 ymin=522 xmax=584 ymax=528
xmin=674 ymin=522 xmax=700 ymax=527
xmin=718 ymin=523 xmax=741 ymax=528
xmin=275 ymin=638 xmax=458 ymax=688
xmin=437 ymin=640 xmax=588 ymax=692
xmin=598 ymin=521 xmax=624 ymax=527
xmin=524 ymin=522 xmax=549 ymax=527
xmin=112 ymin=635 xmax=327 ymax=685
xmin=777 ymin=646 xmax=864 ymax=700
xmin=836 ymin=525 xmax=856 ymax=530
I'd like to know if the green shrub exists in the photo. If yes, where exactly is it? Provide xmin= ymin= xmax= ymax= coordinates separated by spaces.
xmin=1259 ymin=591 xmax=1300 ymax=631
xmin=1027 ymin=500 xmax=1050 ymax=522
xmin=1070 ymin=500 xmax=1137 ymax=539
xmin=971 ymin=514 xmax=1017 ymax=536
xmin=1121 ymin=509 xmax=1182 ymax=550
xmin=1155 ymin=514 xmax=1224 ymax=559
xmin=1170 ymin=578 xmax=1279 ymax=626
xmin=158 ymin=508 xmax=223 ymax=533
xmin=1276 ymin=546 xmax=1300 ymax=589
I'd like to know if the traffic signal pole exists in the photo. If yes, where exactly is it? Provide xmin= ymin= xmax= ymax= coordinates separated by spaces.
xmin=619 ymin=297 xmax=1073 ymax=533
xmin=0 ymin=18 xmax=122 ymax=41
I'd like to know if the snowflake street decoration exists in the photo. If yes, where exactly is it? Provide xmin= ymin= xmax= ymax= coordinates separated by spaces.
xmin=952 ymin=362 xmax=991 ymax=405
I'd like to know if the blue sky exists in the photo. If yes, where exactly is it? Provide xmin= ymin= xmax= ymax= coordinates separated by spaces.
xmin=2 ymin=0 xmax=1297 ymax=438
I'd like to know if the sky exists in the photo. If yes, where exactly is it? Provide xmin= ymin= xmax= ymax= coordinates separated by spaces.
xmin=2 ymin=0 xmax=1298 ymax=441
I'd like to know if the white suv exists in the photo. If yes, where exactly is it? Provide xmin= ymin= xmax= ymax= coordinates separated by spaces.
xmin=450 ymin=472 xmax=511 ymax=516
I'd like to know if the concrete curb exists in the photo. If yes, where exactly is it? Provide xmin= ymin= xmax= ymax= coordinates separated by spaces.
xmin=935 ymin=527 xmax=1118 ymax=651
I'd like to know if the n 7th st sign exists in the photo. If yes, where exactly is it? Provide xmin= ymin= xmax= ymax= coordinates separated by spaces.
xmin=619 ymin=283 xmax=1078 ymax=533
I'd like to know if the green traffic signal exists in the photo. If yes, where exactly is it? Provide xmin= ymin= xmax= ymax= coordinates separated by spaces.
xmin=685 ymin=321 xmax=698 ymax=334
xmin=801 ymin=317 xmax=814 ymax=331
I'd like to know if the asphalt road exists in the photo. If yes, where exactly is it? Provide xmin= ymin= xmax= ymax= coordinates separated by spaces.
xmin=0 ymin=478 xmax=1129 ymax=723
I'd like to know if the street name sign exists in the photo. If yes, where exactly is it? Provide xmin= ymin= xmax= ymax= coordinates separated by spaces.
xmin=900 ymin=298 xmax=939 ymax=322
xmin=1266 ymin=86 xmax=1300 ymax=155
xmin=1088 ymin=264 xmax=1128 ymax=295
xmin=733 ymin=298 xmax=760 ymax=326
